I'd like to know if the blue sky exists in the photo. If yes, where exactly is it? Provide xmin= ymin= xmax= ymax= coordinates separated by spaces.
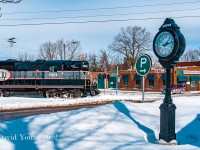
xmin=0 ymin=0 xmax=200 ymax=60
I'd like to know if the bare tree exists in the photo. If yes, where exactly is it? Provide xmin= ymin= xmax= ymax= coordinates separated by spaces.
xmin=56 ymin=39 xmax=65 ymax=60
xmin=38 ymin=39 xmax=81 ymax=60
xmin=0 ymin=0 xmax=21 ymax=3
xmin=76 ymin=52 xmax=87 ymax=61
xmin=38 ymin=42 xmax=57 ymax=60
xmin=109 ymin=25 xmax=152 ymax=70
xmin=180 ymin=48 xmax=200 ymax=61
xmin=66 ymin=40 xmax=81 ymax=60
xmin=18 ymin=52 xmax=35 ymax=61
xmin=0 ymin=0 xmax=22 ymax=18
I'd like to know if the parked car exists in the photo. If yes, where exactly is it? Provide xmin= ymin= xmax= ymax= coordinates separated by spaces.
xmin=162 ymin=84 xmax=185 ymax=94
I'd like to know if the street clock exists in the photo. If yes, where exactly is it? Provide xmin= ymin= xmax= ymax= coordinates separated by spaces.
xmin=153 ymin=18 xmax=186 ymax=68
xmin=153 ymin=18 xmax=186 ymax=143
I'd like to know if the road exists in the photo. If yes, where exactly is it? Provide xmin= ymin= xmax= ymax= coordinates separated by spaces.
xmin=0 ymin=102 xmax=113 ymax=122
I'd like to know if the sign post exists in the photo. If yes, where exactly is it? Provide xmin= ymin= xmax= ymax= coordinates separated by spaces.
xmin=116 ymin=66 xmax=118 ymax=95
xmin=135 ymin=54 xmax=152 ymax=102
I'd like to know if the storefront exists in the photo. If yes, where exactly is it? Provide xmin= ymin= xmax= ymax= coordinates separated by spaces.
xmin=173 ymin=68 xmax=200 ymax=91
xmin=90 ymin=61 xmax=200 ymax=92
xmin=118 ymin=70 xmax=165 ymax=92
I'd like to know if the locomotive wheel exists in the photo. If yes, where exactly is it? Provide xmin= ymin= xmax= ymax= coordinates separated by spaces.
xmin=90 ymin=88 xmax=96 ymax=96
xmin=82 ymin=91 xmax=87 ymax=97
xmin=40 ymin=91 xmax=47 ymax=98
xmin=3 ymin=91 xmax=11 ymax=97
xmin=94 ymin=89 xmax=101 ymax=95
xmin=73 ymin=90 xmax=82 ymax=98
xmin=60 ymin=91 xmax=68 ymax=98
xmin=46 ymin=90 xmax=56 ymax=98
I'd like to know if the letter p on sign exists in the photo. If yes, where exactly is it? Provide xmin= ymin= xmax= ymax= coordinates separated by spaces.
xmin=141 ymin=58 xmax=147 ymax=68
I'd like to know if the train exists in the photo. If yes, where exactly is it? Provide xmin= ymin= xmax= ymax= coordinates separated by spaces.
xmin=0 ymin=59 xmax=100 ymax=98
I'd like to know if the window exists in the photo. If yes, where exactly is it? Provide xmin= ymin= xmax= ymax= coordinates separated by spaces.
xmin=191 ymin=81 xmax=198 ymax=88
xmin=134 ymin=74 xmax=141 ymax=87
xmin=136 ymin=80 xmax=141 ymax=87
xmin=190 ymin=76 xmax=199 ymax=88
xmin=177 ymin=75 xmax=188 ymax=84
xmin=163 ymin=80 xmax=166 ymax=86
xmin=122 ymin=75 xmax=129 ymax=86
xmin=161 ymin=74 xmax=166 ymax=86
xmin=147 ymin=74 xmax=155 ymax=87
xmin=124 ymin=80 xmax=128 ymax=86
xmin=149 ymin=80 xmax=154 ymax=87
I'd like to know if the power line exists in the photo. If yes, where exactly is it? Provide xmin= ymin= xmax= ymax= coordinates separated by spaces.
xmin=0 ymin=15 xmax=200 ymax=27
xmin=2 ymin=0 xmax=200 ymax=15
xmin=2 ymin=7 xmax=200 ymax=21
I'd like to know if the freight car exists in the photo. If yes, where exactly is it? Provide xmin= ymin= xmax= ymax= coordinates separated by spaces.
xmin=0 ymin=59 xmax=100 ymax=98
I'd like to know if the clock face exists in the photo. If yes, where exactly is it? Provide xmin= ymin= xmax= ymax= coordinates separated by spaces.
xmin=154 ymin=31 xmax=175 ymax=57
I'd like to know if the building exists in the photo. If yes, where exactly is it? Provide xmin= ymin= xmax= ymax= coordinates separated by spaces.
xmin=91 ymin=61 xmax=200 ymax=92
xmin=172 ymin=61 xmax=200 ymax=91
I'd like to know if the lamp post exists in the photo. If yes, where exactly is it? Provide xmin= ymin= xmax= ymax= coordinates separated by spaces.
xmin=63 ymin=41 xmax=78 ymax=60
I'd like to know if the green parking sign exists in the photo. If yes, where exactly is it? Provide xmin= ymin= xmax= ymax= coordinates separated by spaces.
xmin=135 ymin=54 xmax=152 ymax=76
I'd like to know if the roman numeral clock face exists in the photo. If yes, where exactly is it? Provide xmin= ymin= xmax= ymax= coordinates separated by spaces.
xmin=154 ymin=31 xmax=175 ymax=57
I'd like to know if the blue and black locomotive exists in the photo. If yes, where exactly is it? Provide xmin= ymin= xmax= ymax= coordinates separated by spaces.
xmin=0 ymin=59 xmax=99 ymax=97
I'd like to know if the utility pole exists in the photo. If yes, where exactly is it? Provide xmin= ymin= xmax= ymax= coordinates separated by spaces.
xmin=63 ymin=43 xmax=66 ymax=60
xmin=8 ymin=38 xmax=16 ymax=59
xmin=63 ymin=41 xmax=78 ymax=60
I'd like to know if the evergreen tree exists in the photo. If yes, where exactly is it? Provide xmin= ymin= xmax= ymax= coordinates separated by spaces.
xmin=90 ymin=55 xmax=98 ymax=72
xmin=99 ymin=50 xmax=110 ymax=72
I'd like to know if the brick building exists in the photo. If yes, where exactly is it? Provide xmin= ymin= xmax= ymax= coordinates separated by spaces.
xmin=91 ymin=61 xmax=200 ymax=92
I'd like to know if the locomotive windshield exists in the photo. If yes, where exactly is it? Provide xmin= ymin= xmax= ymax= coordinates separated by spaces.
xmin=64 ymin=61 xmax=89 ymax=71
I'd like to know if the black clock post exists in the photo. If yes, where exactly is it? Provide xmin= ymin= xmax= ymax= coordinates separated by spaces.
xmin=153 ymin=18 xmax=186 ymax=143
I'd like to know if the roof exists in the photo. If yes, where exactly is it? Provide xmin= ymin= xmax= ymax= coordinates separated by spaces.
xmin=176 ymin=61 xmax=200 ymax=67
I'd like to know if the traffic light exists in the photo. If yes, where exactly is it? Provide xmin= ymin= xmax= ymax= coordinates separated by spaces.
xmin=98 ymin=73 xmax=110 ymax=79
xmin=102 ymin=74 xmax=106 ymax=79
xmin=98 ymin=74 xmax=102 ymax=78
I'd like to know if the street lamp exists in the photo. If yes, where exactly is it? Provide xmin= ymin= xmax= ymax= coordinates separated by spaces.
xmin=63 ymin=41 xmax=78 ymax=60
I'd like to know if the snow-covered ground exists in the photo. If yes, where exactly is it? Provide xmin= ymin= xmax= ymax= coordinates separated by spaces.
xmin=0 ymin=91 xmax=200 ymax=150
xmin=0 ymin=90 xmax=164 ymax=111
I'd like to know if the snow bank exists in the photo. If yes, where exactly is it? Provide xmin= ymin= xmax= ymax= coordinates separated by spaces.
xmin=0 ymin=91 xmax=163 ymax=111
xmin=0 ymin=94 xmax=200 ymax=149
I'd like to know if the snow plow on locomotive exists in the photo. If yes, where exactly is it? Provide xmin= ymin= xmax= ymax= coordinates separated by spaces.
xmin=0 ymin=59 xmax=100 ymax=98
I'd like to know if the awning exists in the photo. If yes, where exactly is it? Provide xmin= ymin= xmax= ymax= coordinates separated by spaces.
xmin=177 ymin=75 xmax=188 ymax=82
xmin=134 ymin=74 xmax=141 ymax=80
xmin=147 ymin=74 xmax=155 ymax=80
xmin=161 ymin=74 xmax=166 ymax=80
xmin=190 ymin=76 xmax=199 ymax=81
xmin=122 ymin=74 xmax=129 ymax=80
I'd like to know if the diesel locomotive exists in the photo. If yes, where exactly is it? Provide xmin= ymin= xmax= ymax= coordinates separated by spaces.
xmin=0 ymin=59 xmax=99 ymax=98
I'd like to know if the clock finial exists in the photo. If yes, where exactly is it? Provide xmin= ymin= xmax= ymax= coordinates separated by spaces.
xmin=160 ymin=18 xmax=180 ymax=31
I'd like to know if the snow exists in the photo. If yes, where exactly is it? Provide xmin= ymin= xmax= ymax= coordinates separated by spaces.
xmin=0 ymin=91 xmax=200 ymax=149
xmin=0 ymin=90 xmax=164 ymax=111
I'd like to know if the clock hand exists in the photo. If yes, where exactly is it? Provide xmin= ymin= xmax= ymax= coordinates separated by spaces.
xmin=162 ymin=37 xmax=170 ymax=47
xmin=164 ymin=41 xmax=173 ymax=46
